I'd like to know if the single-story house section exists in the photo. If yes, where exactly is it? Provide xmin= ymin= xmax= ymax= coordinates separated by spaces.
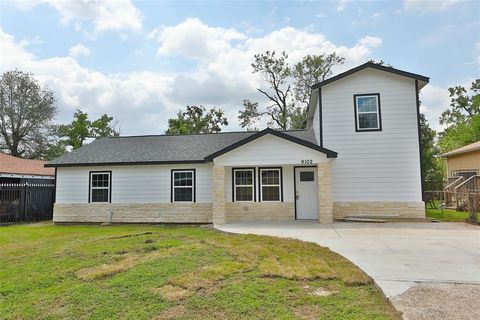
xmin=46 ymin=62 xmax=430 ymax=224
xmin=0 ymin=153 xmax=55 ymax=184
xmin=441 ymin=141 xmax=480 ymax=179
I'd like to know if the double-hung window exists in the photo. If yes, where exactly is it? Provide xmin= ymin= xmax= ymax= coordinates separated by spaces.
xmin=354 ymin=94 xmax=382 ymax=131
xmin=89 ymin=171 xmax=111 ymax=203
xmin=172 ymin=170 xmax=195 ymax=202
xmin=233 ymin=168 xmax=255 ymax=202
xmin=259 ymin=168 xmax=282 ymax=202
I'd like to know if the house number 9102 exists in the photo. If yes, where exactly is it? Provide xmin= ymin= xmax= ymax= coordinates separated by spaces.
xmin=301 ymin=159 xmax=313 ymax=164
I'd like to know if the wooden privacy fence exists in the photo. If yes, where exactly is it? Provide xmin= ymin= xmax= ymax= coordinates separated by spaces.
xmin=0 ymin=183 xmax=55 ymax=224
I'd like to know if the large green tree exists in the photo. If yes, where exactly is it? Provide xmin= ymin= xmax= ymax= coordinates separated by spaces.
xmin=238 ymin=51 xmax=344 ymax=130
xmin=438 ymin=79 xmax=480 ymax=152
xmin=0 ymin=70 xmax=58 ymax=158
xmin=420 ymin=113 xmax=445 ymax=191
xmin=166 ymin=105 xmax=228 ymax=135
xmin=57 ymin=110 xmax=119 ymax=149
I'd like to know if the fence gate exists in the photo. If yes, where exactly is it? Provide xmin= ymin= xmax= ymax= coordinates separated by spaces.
xmin=0 ymin=183 xmax=55 ymax=224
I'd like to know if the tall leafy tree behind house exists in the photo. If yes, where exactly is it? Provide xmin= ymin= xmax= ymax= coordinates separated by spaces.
xmin=0 ymin=70 xmax=59 ymax=158
xmin=438 ymin=79 xmax=480 ymax=152
xmin=57 ymin=109 xmax=120 ymax=149
xmin=420 ymin=113 xmax=445 ymax=191
xmin=238 ymin=51 xmax=344 ymax=130
xmin=166 ymin=105 xmax=228 ymax=134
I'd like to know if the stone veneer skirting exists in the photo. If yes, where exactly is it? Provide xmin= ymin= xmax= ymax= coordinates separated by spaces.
xmin=333 ymin=201 xmax=425 ymax=219
xmin=225 ymin=202 xmax=295 ymax=223
xmin=53 ymin=203 xmax=213 ymax=224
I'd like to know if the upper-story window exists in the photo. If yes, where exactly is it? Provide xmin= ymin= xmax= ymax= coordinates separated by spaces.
xmin=89 ymin=171 xmax=111 ymax=203
xmin=354 ymin=93 xmax=382 ymax=131
xmin=171 ymin=169 xmax=195 ymax=202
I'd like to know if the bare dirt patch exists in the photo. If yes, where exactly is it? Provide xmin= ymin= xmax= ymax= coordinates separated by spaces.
xmin=150 ymin=285 xmax=192 ymax=301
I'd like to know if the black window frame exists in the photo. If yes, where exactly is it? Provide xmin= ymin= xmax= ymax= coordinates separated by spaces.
xmin=232 ymin=168 xmax=256 ymax=202
xmin=354 ymin=93 xmax=382 ymax=132
xmin=258 ymin=167 xmax=283 ymax=202
xmin=89 ymin=171 xmax=112 ymax=203
xmin=171 ymin=169 xmax=196 ymax=203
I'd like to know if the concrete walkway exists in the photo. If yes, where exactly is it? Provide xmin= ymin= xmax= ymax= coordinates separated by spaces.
xmin=216 ymin=221 xmax=480 ymax=319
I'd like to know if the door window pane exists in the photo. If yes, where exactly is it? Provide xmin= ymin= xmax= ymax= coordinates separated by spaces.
xmin=300 ymin=171 xmax=314 ymax=181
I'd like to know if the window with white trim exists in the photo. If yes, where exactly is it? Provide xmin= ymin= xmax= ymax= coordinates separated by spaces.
xmin=355 ymin=94 xmax=381 ymax=131
xmin=172 ymin=170 xmax=195 ymax=202
xmin=90 ymin=172 xmax=110 ymax=203
xmin=233 ymin=168 xmax=254 ymax=202
xmin=259 ymin=168 xmax=282 ymax=202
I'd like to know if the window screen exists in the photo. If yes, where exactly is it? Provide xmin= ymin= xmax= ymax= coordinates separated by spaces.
xmin=90 ymin=172 xmax=110 ymax=203
xmin=234 ymin=169 xmax=254 ymax=201
xmin=172 ymin=170 xmax=194 ymax=202
xmin=260 ymin=169 xmax=281 ymax=201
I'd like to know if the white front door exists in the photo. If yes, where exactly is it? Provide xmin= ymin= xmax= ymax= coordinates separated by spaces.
xmin=295 ymin=167 xmax=319 ymax=220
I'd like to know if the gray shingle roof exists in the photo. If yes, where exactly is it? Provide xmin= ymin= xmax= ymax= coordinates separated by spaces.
xmin=45 ymin=129 xmax=328 ymax=167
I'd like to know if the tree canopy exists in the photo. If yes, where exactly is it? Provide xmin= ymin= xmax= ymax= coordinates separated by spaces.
xmin=166 ymin=105 xmax=228 ymax=135
xmin=438 ymin=79 xmax=480 ymax=152
xmin=0 ymin=70 xmax=58 ymax=158
xmin=238 ymin=51 xmax=344 ymax=130
xmin=57 ymin=109 xmax=120 ymax=150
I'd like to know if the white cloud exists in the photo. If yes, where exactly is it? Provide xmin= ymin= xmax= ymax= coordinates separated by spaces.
xmin=69 ymin=43 xmax=91 ymax=58
xmin=337 ymin=0 xmax=348 ymax=11
xmin=15 ymin=0 xmax=142 ymax=37
xmin=359 ymin=36 xmax=382 ymax=48
xmin=149 ymin=18 xmax=246 ymax=61
xmin=404 ymin=0 xmax=460 ymax=13
xmin=419 ymin=84 xmax=450 ymax=131
xmin=1 ymin=19 xmax=383 ymax=134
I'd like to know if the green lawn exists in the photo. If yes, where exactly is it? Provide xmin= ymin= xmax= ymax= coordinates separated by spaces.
xmin=425 ymin=200 xmax=471 ymax=222
xmin=0 ymin=223 xmax=399 ymax=320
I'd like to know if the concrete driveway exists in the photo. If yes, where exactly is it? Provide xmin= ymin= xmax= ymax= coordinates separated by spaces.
xmin=216 ymin=221 xmax=480 ymax=319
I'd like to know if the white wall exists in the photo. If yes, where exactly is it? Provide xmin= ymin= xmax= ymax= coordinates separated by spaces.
xmin=56 ymin=164 xmax=213 ymax=203
xmin=320 ymin=68 xmax=422 ymax=202
xmin=213 ymin=134 xmax=328 ymax=167
xmin=312 ymin=100 xmax=321 ymax=144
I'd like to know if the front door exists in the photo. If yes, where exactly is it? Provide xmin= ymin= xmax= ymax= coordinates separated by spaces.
xmin=295 ymin=167 xmax=319 ymax=220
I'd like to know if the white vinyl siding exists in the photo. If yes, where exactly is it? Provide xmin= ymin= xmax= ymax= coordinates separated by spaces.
xmin=56 ymin=164 xmax=212 ymax=203
xmin=213 ymin=134 xmax=328 ymax=166
xmin=320 ymin=68 xmax=422 ymax=202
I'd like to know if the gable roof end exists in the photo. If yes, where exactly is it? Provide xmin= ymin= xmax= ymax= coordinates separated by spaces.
xmin=311 ymin=62 xmax=430 ymax=89
xmin=204 ymin=128 xmax=337 ymax=160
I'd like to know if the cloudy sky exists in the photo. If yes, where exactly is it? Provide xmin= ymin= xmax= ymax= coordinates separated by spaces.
xmin=1 ymin=0 xmax=479 ymax=135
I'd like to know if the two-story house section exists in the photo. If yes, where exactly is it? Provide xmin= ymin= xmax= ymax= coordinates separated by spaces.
xmin=46 ymin=62 xmax=429 ymax=224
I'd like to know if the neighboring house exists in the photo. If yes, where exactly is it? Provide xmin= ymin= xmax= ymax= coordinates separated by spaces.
xmin=441 ymin=141 xmax=480 ymax=209
xmin=0 ymin=153 xmax=55 ymax=184
xmin=442 ymin=141 xmax=480 ymax=179
xmin=45 ymin=62 xmax=429 ymax=224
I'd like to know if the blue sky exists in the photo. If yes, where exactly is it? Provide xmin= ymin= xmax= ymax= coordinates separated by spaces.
xmin=1 ymin=0 xmax=479 ymax=134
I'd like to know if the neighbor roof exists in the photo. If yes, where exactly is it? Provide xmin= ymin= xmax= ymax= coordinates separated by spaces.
xmin=441 ymin=141 xmax=480 ymax=157
xmin=45 ymin=129 xmax=337 ymax=167
xmin=311 ymin=62 xmax=430 ymax=89
xmin=0 ymin=153 xmax=55 ymax=176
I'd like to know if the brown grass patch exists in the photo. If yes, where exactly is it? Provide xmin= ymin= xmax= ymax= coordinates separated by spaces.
xmin=155 ymin=305 xmax=186 ymax=319
xmin=150 ymin=285 xmax=192 ymax=301
xmin=293 ymin=304 xmax=324 ymax=320
xmin=75 ymin=246 xmax=190 ymax=280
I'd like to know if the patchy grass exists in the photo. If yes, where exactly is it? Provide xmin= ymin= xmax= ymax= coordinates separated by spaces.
xmin=0 ymin=223 xmax=399 ymax=319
